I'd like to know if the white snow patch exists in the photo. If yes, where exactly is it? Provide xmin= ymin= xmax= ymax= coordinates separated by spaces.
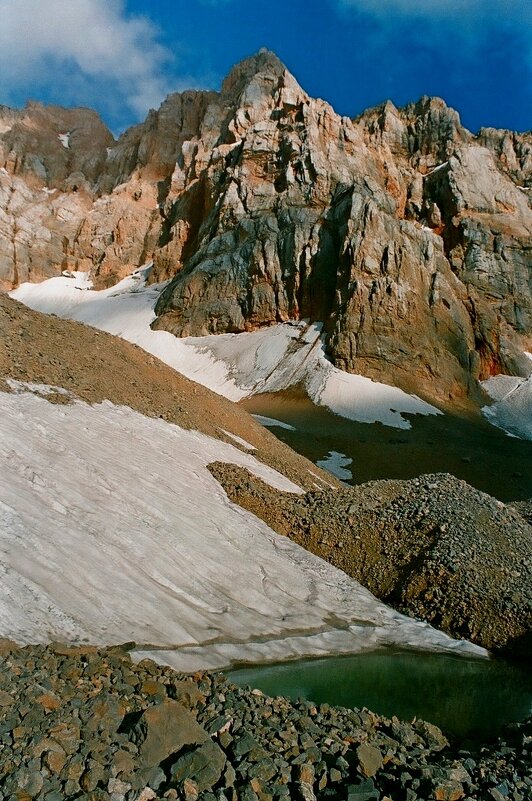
xmin=11 ymin=267 xmax=242 ymax=400
xmin=252 ymin=414 xmax=296 ymax=431
xmin=307 ymin=469 xmax=336 ymax=489
xmin=220 ymin=429 xmax=255 ymax=451
xmin=309 ymin=353 xmax=440 ymax=429
xmin=12 ymin=268 xmax=441 ymax=429
xmin=6 ymin=379 xmax=72 ymax=398
xmin=0 ymin=390 xmax=485 ymax=670
xmin=58 ymin=132 xmax=70 ymax=149
xmin=316 ymin=451 xmax=353 ymax=481
xmin=180 ymin=323 xmax=441 ymax=429
xmin=482 ymin=372 xmax=532 ymax=441
xmin=426 ymin=161 xmax=448 ymax=175
xmin=42 ymin=187 xmax=57 ymax=195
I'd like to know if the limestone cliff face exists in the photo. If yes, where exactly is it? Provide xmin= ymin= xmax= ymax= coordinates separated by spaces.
xmin=1 ymin=51 xmax=531 ymax=402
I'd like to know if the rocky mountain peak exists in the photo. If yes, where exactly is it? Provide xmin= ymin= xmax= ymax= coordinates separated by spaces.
xmin=477 ymin=126 xmax=532 ymax=186
xmin=1 ymin=52 xmax=531 ymax=405
xmin=221 ymin=48 xmax=288 ymax=101
xmin=404 ymin=95 xmax=471 ymax=162
xmin=0 ymin=101 xmax=114 ymax=190
xmin=357 ymin=94 xmax=471 ymax=167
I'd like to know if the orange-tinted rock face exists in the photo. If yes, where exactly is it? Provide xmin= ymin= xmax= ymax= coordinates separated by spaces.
xmin=1 ymin=50 xmax=531 ymax=401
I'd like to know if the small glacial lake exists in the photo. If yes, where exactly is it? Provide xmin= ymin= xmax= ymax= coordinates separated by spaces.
xmin=241 ymin=389 xmax=532 ymax=501
xmin=227 ymin=649 xmax=532 ymax=742
xmin=237 ymin=390 xmax=532 ymax=742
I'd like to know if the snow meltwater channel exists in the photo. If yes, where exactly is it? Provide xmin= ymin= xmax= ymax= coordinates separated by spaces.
xmin=0 ymin=388 xmax=485 ymax=672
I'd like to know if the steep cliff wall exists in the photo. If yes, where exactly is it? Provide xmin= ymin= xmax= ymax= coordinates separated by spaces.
xmin=1 ymin=50 xmax=531 ymax=402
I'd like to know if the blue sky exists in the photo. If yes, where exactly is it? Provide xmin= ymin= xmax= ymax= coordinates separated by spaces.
xmin=0 ymin=0 xmax=530 ymax=136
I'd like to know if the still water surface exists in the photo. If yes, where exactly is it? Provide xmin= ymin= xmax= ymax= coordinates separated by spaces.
xmin=228 ymin=650 xmax=532 ymax=742
xmin=236 ymin=391 xmax=532 ymax=741
xmin=241 ymin=390 xmax=532 ymax=501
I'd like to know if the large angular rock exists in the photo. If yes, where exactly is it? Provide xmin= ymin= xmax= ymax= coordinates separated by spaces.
xmin=169 ymin=739 xmax=226 ymax=791
xmin=131 ymin=701 xmax=209 ymax=769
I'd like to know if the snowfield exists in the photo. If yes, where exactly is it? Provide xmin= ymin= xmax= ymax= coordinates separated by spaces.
xmin=11 ymin=268 xmax=440 ymax=430
xmin=251 ymin=415 xmax=297 ymax=431
xmin=482 ymin=356 xmax=532 ymax=441
xmin=316 ymin=451 xmax=353 ymax=482
xmin=0 ymin=388 xmax=484 ymax=671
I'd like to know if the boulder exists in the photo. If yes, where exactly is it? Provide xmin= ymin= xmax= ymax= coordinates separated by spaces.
xmin=131 ymin=701 xmax=209 ymax=768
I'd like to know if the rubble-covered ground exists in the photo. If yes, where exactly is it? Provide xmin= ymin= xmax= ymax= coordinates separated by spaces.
xmin=210 ymin=465 xmax=532 ymax=658
xmin=0 ymin=642 xmax=530 ymax=801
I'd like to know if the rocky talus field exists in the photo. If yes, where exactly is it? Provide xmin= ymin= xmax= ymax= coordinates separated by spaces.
xmin=1 ymin=276 xmax=531 ymax=801
xmin=0 ymin=641 xmax=530 ymax=801
xmin=210 ymin=466 xmax=532 ymax=658
xmin=2 ymin=293 xmax=531 ymax=659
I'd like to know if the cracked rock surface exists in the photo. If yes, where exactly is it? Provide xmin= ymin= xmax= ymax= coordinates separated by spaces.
xmin=1 ymin=50 xmax=531 ymax=404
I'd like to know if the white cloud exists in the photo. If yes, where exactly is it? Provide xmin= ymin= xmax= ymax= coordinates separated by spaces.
xmin=0 ymin=0 xmax=173 ymax=118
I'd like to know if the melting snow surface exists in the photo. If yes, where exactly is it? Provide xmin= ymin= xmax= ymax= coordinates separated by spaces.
xmin=0 ymin=389 xmax=485 ymax=670
xmin=482 ymin=371 xmax=532 ymax=441
xmin=316 ymin=451 xmax=353 ymax=482
xmin=6 ymin=379 xmax=71 ymax=397
xmin=252 ymin=415 xmax=297 ymax=432
xmin=11 ymin=269 xmax=441 ymax=430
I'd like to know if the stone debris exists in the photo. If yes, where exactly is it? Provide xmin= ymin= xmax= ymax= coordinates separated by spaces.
xmin=0 ymin=643 xmax=530 ymax=800
xmin=210 ymin=464 xmax=532 ymax=656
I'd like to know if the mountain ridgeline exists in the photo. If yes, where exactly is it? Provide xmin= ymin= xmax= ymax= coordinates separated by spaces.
xmin=1 ymin=50 xmax=531 ymax=404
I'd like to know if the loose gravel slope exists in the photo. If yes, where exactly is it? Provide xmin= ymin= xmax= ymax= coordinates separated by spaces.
xmin=211 ymin=466 xmax=532 ymax=658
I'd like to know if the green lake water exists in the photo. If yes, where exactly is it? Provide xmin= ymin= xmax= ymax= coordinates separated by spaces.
xmin=227 ymin=649 xmax=532 ymax=742
xmin=235 ymin=391 xmax=532 ymax=742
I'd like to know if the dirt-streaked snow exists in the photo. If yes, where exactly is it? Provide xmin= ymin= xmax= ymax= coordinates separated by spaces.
xmin=482 ymin=366 xmax=532 ymax=441
xmin=11 ymin=269 xmax=440 ymax=430
xmin=0 ymin=389 xmax=484 ymax=670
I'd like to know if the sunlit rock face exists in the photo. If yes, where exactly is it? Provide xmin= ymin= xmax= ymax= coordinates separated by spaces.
xmin=1 ymin=50 xmax=531 ymax=402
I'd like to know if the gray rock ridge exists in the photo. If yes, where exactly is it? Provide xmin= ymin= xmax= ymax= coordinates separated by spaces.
xmin=0 ymin=100 xmax=114 ymax=190
xmin=1 ymin=51 xmax=531 ymax=402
